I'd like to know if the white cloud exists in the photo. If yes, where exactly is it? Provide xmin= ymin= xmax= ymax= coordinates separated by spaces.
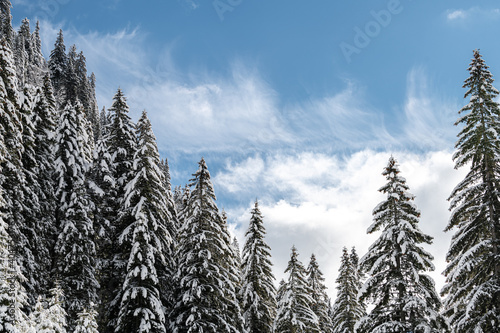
xmin=217 ymin=150 xmax=467 ymax=298
xmin=446 ymin=7 xmax=500 ymax=22
xmin=446 ymin=10 xmax=467 ymax=21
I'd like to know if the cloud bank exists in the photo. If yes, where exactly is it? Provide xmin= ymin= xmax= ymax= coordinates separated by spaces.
xmin=215 ymin=150 xmax=467 ymax=297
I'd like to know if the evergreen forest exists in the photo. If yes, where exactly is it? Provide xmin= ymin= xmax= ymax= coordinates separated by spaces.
xmin=0 ymin=1 xmax=499 ymax=332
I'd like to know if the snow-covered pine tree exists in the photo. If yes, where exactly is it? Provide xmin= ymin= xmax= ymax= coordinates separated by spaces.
xmin=307 ymin=254 xmax=334 ymax=333
xmin=0 ymin=39 xmax=35 ymax=320
xmin=240 ymin=200 xmax=276 ymax=333
xmin=274 ymin=246 xmax=320 ymax=333
xmin=30 ymin=21 xmax=46 ymax=81
xmin=0 ymin=0 xmax=14 ymax=46
xmin=88 ymin=73 xmax=100 ymax=143
xmin=331 ymin=247 xmax=365 ymax=333
xmin=74 ymin=51 xmax=92 ymax=114
xmin=99 ymin=88 xmax=137 ymax=333
xmin=31 ymin=75 xmax=58 ymax=298
xmin=115 ymin=111 xmax=172 ymax=333
xmin=442 ymin=49 xmax=500 ymax=332
xmin=35 ymin=286 xmax=67 ymax=333
xmin=0 ymin=180 xmax=30 ymax=333
xmin=173 ymin=185 xmax=190 ymax=231
xmin=17 ymin=85 xmax=44 ymax=308
xmin=28 ymin=297 xmax=45 ymax=332
xmin=64 ymin=45 xmax=79 ymax=107
xmin=172 ymin=186 xmax=182 ymax=211
xmin=73 ymin=303 xmax=99 ymax=333
xmin=99 ymin=106 xmax=110 ymax=136
xmin=52 ymin=101 xmax=98 ymax=330
xmin=157 ymin=157 xmax=178 ymax=325
xmin=14 ymin=18 xmax=30 ymax=86
xmin=48 ymin=29 xmax=66 ymax=104
xmin=357 ymin=156 xmax=446 ymax=333
xmin=172 ymin=158 xmax=243 ymax=333
xmin=231 ymin=234 xmax=243 ymax=289
xmin=88 ymin=121 xmax=115 ymax=326
xmin=218 ymin=210 xmax=245 ymax=333
xmin=12 ymin=18 xmax=46 ymax=89
xmin=159 ymin=158 xmax=172 ymax=193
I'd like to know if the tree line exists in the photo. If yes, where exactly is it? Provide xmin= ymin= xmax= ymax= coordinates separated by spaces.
xmin=0 ymin=0 xmax=499 ymax=332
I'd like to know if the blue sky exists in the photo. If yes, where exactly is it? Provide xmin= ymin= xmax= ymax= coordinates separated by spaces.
xmin=10 ymin=0 xmax=500 ymax=296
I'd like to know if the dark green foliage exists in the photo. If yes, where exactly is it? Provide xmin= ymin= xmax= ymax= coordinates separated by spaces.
xmin=307 ymin=254 xmax=333 ymax=333
xmin=274 ymin=246 xmax=320 ymax=333
xmin=48 ymin=30 xmax=67 ymax=100
xmin=99 ymin=88 xmax=137 ymax=333
xmin=0 ymin=0 xmax=14 ymax=45
xmin=31 ymin=75 xmax=58 ymax=299
xmin=53 ymin=102 xmax=98 ymax=330
xmin=115 ymin=111 xmax=172 ymax=333
xmin=331 ymin=247 xmax=365 ymax=333
xmin=442 ymin=49 xmax=500 ymax=332
xmin=358 ymin=157 xmax=446 ymax=333
xmin=172 ymin=158 xmax=243 ymax=333
xmin=240 ymin=200 xmax=276 ymax=333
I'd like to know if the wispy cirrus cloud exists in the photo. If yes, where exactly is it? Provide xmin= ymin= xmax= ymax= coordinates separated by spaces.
xmin=402 ymin=67 xmax=459 ymax=150
xmin=36 ymin=20 xmax=461 ymax=157
xmin=285 ymin=82 xmax=397 ymax=152
xmin=37 ymin=20 xmax=294 ymax=154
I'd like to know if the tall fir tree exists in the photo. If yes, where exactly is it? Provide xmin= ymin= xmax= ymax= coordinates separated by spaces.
xmin=48 ymin=29 xmax=66 ymax=104
xmin=115 ymin=111 xmax=172 ymax=333
xmin=31 ymin=21 xmax=46 ymax=77
xmin=0 ymin=39 xmax=34 ymax=320
xmin=442 ymin=49 xmax=500 ymax=332
xmin=172 ymin=158 xmax=243 ymax=333
xmin=358 ymin=157 xmax=446 ymax=333
xmin=307 ymin=254 xmax=334 ymax=333
xmin=274 ymin=246 xmax=320 ymax=333
xmin=240 ymin=200 xmax=276 ymax=333
xmin=74 ymin=51 xmax=92 ymax=114
xmin=14 ymin=18 xmax=30 ymax=86
xmin=88 ymin=121 xmax=115 ymax=330
xmin=331 ymin=247 xmax=365 ymax=333
xmin=64 ymin=45 xmax=79 ymax=106
xmin=160 ymin=158 xmax=172 ymax=193
xmin=31 ymin=75 xmax=58 ymax=297
xmin=88 ymin=72 xmax=100 ymax=143
xmin=17 ymin=85 xmax=44 ymax=308
xmin=157 ymin=156 xmax=178 ymax=327
xmin=99 ymin=88 xmax=137 ymax=333
xmin=217 ymin=209 xmax=245 ymax=333
xmin=13 ymin=18 xmax=45 ymax=87
xmin=53 ymin=102 xmax=99 ymax=329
